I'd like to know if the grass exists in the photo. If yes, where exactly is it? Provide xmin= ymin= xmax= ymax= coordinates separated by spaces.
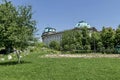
xmin=0 ymin=49 xmax=120 ymax=80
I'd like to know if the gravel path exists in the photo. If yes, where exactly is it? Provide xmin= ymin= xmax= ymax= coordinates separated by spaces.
xmin=41 ymin=54 xmax=120 ymax=58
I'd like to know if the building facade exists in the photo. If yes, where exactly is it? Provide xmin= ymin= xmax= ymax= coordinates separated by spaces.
xmin=41 ymin=21 xmax=97 ymax=45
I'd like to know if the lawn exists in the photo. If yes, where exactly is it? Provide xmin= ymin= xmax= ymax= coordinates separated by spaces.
xmin=0 ymin=51 xmax=120 ymax=80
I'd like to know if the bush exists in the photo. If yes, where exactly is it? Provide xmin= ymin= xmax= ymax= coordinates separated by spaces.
xmin=84 ymin=45 xmax=91 ymax=50
xmin=49 ymin=41 xmax=60 ymax=50
xmin=36 ymin=42 xmax=46 ymax=48
xmin=97 ymin=42 xmax=103 ymax=52
xmin=70 ymin=44 xmax=76 ymax=50
xmin=63 ymin=45 xmax=70 ymax=51
xmin=99 ymin=47 xmax=115 ymax=54
xmin=47 ymin=49 xmax=59 ymax=54
xmin=104 ymin=48 xmax=115 ymax=54
xmin=72 ymin=50 xmax=93 ymax=54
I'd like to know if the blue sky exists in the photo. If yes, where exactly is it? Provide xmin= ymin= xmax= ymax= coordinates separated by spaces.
xmin=1 ymin=0 xmax=120 ymax=36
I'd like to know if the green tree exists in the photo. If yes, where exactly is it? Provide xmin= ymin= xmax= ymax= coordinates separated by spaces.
xmin=61 ymin=30 xmax=74 ymax=51
xmin=115 ymin=26 xmax=120 ymax=45
xmin=74 ymin=30 xmax=82 ymax=50
xmin=90 ymin=31 xmax=100 ymax=52
xmin=81 ymin=26 xmax=91 ymax=50
xmin=101 ymin=27 xmax=115 ymax=49
xmin=97 ymin=42 xmax=104 ymax=53
xmin=61 ymin=30 xmax=82 ymax=51
xmin=0 ymin=0 xmax=36 ymax=63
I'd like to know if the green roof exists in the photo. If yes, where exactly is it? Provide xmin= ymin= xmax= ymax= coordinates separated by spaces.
xmin=75 ymin=21 xmax=91 ymax=28
xmin=44 ymin=27 xmax=56 ymax=33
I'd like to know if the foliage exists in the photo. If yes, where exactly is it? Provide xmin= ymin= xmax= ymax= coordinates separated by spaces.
xmin=104 ymin=48 xmax=115 ymax=54
xmin=35 ymin=42 xmax=46 ymax=48
xmin=61 ymin=26 xmax=91 ymax=53
xmin=90 ymin=32 xmax=100 ymax=51
xmin=60 ymin=26 xmax=120 ymax=54
xmin=84 ymin=45 xmax=91 ymax=50
xmin=101 ymin=27 xmax=115 ymax=49
xmin=0 ymin=0 xmax=36 ymax=53
xmin=81 ymin=26 xmax=90 ymax=47
xmin=72 ymin=50 xmax=93 ymax=54
xmin=61 ymin=29 xmax=83 ymax=51
xmin=115 ymin=26 xmax=120 ymax=45
xmin=97 ymin=42 xmax=103 ymax=52
xmin=0 ymin=0 xmax=36 ymax=63
xmin=49 ymin=41 xmax=60 ymax=50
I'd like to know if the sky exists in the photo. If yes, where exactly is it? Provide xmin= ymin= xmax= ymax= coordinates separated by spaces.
xmin=1 ymin=0 xmax=120 ymax=37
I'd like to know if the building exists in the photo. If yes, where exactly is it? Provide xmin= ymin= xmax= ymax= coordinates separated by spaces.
xmin=41 ymin=21 xmax=97 ymax=45
xmin=41 ymin=27 xmax=62 ymax=45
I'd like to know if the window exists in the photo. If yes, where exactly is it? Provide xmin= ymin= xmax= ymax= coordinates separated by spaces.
xmin=44 ymin=29 xmax=48 ymax=32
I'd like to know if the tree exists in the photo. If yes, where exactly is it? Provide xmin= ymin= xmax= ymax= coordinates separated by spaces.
xmin=115 ymin=26 xmax=120 ymax=45
xmin=74 ymin=30 xmax=82 ymax=50
xmin=81 ymin=26 xmax=91 ymax=50
xmin=61 ymin=30 xmax=82 ymax=51
xmin=97 ymin=42 xmax=104 ymax=52
xmin=61 ymin=27 xmax=92 ymax=51
xmin=0 ymin=0 xmax=36 ymax=63
xmin=101 ymin=27 xmax=115 ymax=49
xmin=61 ymin=30 xmax=74 ymax=51
xmin=90 ymin=31 xmax=100 ymax=52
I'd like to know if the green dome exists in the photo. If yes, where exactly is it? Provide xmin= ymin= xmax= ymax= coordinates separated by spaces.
xmin=75 ymin=21 xmax=91 ymax=28
xmin=44 ymin=27 xmax=56 ymax=33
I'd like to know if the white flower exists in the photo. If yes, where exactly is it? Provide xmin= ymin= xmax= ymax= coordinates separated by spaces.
xmin=20 ymin=56 xmax=22 ymax=58
xmin=8 ymin=55 xmax=12 ymax=60
xmin=1 ymin=58 xmax=4 ymax=61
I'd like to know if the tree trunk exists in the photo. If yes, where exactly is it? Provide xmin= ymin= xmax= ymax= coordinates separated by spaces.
xmin=16 ymin=50 xmax=21 ymax=63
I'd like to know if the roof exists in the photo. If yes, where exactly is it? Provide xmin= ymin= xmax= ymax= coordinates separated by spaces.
xmin=75 ymin=21 xmax=91 ymax=28
xmin=41 ymin=27 xmax=97 ymax=38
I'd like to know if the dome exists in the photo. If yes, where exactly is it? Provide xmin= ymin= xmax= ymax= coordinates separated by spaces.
xmin=75 ymin=21 xmax=91 ymax=28
xmin=44 ymin=27 xmax=56 ymax=33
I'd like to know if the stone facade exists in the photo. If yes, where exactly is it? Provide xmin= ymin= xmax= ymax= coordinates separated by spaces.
xmin=42 ymin=31 xmax=62 ymax=45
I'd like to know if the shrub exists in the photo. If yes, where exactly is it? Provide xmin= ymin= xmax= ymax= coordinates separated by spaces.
xmin=49 ymin=41 xmax=60 ymax=50
xmin=70 ymin=44 xmax=76 ymax=50
xmin=72 ymin=50 xmax=93 ymax=54
xmin=63 ymin=45 xmax=69 ymax=51
xmin=36 ymin=42 xmax=46 ymax=48
xmin=84 ymin=45 xmax=91 ymax=50
xmin=104 ymin=48 xmax=115 ymax=54
xmin=97 ymin=42 xmax=103 ymax=52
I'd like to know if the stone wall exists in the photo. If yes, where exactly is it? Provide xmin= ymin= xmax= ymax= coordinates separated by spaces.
xmin=42 ymin=32 xmax=62 ymax=45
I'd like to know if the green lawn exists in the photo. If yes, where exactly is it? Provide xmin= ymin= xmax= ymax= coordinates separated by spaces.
xmin=0 ymin=51 xmax=120 ymax=80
